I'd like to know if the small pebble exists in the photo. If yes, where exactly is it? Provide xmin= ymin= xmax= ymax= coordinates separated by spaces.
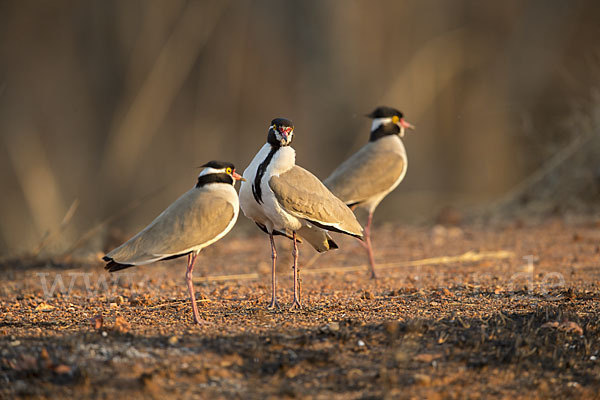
xmin=326 ymin=322 xmax=340 ymax=332
xmin=414 ymin=373 xmax=431 ymax=386
xmin=347 ymin=368 xmax=362 ymax=380
xmin=383 ymin=321 xmax=399 ymax=335
xmin=54 ymin=364 xmax=71 ymax=374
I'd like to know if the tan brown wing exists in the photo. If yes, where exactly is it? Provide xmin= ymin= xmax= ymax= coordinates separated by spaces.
xmin=324 ymin=143 xmax=405 ymax=205
xmin=105 ymin=188 xmax=235 ymax=265
xmin=269 ymin=166 xmax=363 ymax=238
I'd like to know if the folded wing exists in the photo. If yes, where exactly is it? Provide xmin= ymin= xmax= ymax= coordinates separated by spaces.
xmin=269 ymin=166 xmax=363 ymax=238
xmin=324 ymin=145 xmax=405 ymax=205
xmin=104 ymin=189 xmax=235 ymax=266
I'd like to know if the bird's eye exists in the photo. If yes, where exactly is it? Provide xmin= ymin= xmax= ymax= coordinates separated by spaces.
xmin=392 ymin=115 xmax=399 ymax=124
xmin=271 ymin=124 xmax=277 ymax=131
xmin=226 ymin=167 xmax=232 ymax=174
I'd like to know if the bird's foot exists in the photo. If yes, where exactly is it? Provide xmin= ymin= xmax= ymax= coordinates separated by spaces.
xmin=192 ymin=315 xmax=209 ymax=326
xmin=268 ymin=298 xmax=281 ymax=310
xmin=289 ymin=299 xmax=302 ymax=311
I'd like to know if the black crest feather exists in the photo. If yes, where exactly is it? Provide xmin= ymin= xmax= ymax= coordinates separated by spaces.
xmin=366 ymin=106 xmax=403 ymax=119
xmin=200 ymin=160 xmax=235 ymax=170
xmin=270 ymin=118 xmax=293 ymax=127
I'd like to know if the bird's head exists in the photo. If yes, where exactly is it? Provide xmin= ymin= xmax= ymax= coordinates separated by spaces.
xmin=196 ymin=160 xmax=245 ymax=188
xmin=367 ymin=106 xmax=414 ymax=139
xmin=267 ymin=118 xmax=294 ymax=147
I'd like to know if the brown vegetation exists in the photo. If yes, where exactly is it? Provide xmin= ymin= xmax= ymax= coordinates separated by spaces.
xmin=1 ymin=1 xmax=600 ymax=256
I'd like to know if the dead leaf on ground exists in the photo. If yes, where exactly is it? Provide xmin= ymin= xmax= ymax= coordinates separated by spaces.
xmin=541 ymin=320 xmax=583 ymax=335
xmin=34 ymin=303 xmax=55 ymax=312
xmin=90 ymin=315 xmax=103 ymax=330
xmin=541 ymin=322 xmax=560 ymax=329
xmin=40 ymin=348 xmax=50 ymax=360
xmin=114 ymin=316 xmax=130 ymax=333
xmin=413 ymin=353 xmax=443 ymax=363
xmin=14 ymin=355 xmax=38 ymax=371
xmin=53 ymin=364 xmax=71 ymax=374
xmin=560 ymin=321 xmax=584 ymax=335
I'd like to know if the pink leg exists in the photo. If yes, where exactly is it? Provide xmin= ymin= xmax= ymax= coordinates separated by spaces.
xmin=186 ymin=252 xmax=205 ymax=325
xmin=291 ymin=232 xmax=302 ymax=309
xmin=365 ymin=212 xmax=377 ymax=279
xmin=355 ymin=205 xmax=369 ymax=250
xmin=268 ymin=233 xmax=280 ymax=309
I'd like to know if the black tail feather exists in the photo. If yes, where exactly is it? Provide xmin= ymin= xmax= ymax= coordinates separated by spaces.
xmin=327 ymin=238 xmax=339 ymax=250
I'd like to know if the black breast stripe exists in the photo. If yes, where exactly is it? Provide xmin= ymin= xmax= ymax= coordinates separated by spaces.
xmin=252 ymin=146 xmax=278 ymax=204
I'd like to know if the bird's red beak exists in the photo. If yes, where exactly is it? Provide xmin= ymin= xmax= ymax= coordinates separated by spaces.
xmin=232 ymin=170 xmax=246 ymax=181
xmin=399 ymin=118 xmax=415 ymax=130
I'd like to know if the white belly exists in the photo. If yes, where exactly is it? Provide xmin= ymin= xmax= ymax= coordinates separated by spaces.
xmin=239 ymin=143 xmax=302 ymax=234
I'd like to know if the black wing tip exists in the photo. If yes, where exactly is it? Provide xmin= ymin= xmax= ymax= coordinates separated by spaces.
xmin=348 ymin=231 xmax=365 ymax=241
xmin=309 ymin=219 xmax=363 ymax=240
xmin=104 ymin=259 xmax=134 ymax=272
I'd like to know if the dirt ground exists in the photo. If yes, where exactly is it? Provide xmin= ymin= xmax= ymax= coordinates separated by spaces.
xmin=1 ymin=218 xmax=600 ymax=399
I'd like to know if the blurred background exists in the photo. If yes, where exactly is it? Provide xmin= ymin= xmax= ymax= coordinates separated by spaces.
xmin=1 ymin=0 xmax=600 ymax=257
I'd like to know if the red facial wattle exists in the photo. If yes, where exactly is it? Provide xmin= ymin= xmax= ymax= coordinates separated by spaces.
xmin=278 ymin=127 xmax=293 ymax=140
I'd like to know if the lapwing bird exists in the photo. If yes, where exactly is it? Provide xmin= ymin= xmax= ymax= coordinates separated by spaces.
xmin=239 ymin=118 xmax=363 ymax=309
xmin=324 ymin=106 xmax=415 ymax=279
xmin=103 ymin=161 xmax=245 ymax=325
